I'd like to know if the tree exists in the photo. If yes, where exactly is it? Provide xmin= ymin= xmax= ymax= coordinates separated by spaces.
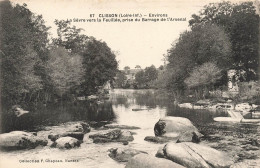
xmin=184 ymin=62 xmax=222 ymax=88
xmin=115 ymin=71 xmax=127 ymax=88
xmin=168 ymin=24 xmax=231 ymax=69
xmin=0 ymin=1 xmax=50 ymax=105
xmin=81 ymin=39 xmax=118 ymax=94
xmin=18 ymin=47 xmax=43 ymax=95
xmin=135 ymin=65 xmax=141 ymax=69
xmin=124 ymin=66 xmax=130 ymax=74
xmin=53 ymin=20 xmax=118 ymax=95
xmin=184 ymin=62 xmax=222 ymax=99
xmin=189 ymin=1 xmax=259 ymax=81
xmin=134 ymin=65 xmax=158 ymax=88
xmin=159 ymin=65 xmax=164 ymax=70
xmin=144 ymin=65 xmax=158 ymax=83
xmin=166 ymin=23 xmax=231 ymax=92
xmin=46 ymin=47 xmax=84 ymax=97
xmin=135 ymin=70 xmax=146 ymax=87
xmin=152 ymin=67 xmax=173 ymax=90
xmin=53 ymin=19 xmax=88 ymax=54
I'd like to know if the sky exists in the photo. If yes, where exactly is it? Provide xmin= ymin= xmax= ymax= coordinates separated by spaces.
xmin=11 ymin=0 xmax=242 ymax=70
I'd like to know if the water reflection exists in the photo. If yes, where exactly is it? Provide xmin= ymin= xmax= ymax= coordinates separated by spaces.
xmin=110 ymin=89 xmax=171 ymax=108
xmin=2 ymin=100 xmax=116 ymax=132
xmin=87 ymin=101 xmax=115 ymax=121
xmin=166 ymin=104 xmax=228 ymax=125
xmin=1 ymin=89 xmax=234 ymax=132
xmin=110 ymin=89 xmax=226 ymax=126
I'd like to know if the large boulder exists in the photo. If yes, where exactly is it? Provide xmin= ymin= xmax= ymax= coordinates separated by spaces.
xmin=51 ymin=137 xmax=81 ymax=149
xmin=154 ymin=117 xmax=202 ymax=142
xmin=108 ymin=148 xmax=147 ymax=162
xmin=125 ymin=153 xmax=185 ymax=168
xmin=89 ymin=129 xmax=134 ymax=143
xmin=162 ymin=142 xmax=234 ymax=168
xmin=177 ymin=131 xmax=200 ymax=143
xmin=0 ymin=131 xmax=48 ymax=150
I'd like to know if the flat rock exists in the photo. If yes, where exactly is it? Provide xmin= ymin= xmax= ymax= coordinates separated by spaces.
xmin=196 ymin=99 xmax=211 ymax=106
xmin=104 ymin=124 xmax=140 ymax=130
xmin=163 ymin=142 xmax=234 ymax=168
xmin=52 ymin=137 xmax=81 ymax=149
xmin=89 ymin=121 xmax=111 ymax=128
xmin=144 ymin=136 xmax=171 ymax=144
xmin=89 ymin=129 xmax=121 ymax=140
xmin=0 ymin=131 xmax=48 ymax=150
xmin=89 ymin=129 xmax=134 ymax=143
xmin=93 ymin=137 xmax=114 ymax=143
xmin=125 ymin=153 xmax=185 ymax=168
xmin=119 ymin=130 xmax=134 ymax=141
xmin=47 ymin=122 xmax=89 ymax=141
xmin=214 ymin=117 xmax=241 ymax=123
xmin=48 ymin=132 xmax=84 ymax=141
xmin=108 ymin=148 xmax=147 ymax=162
xmin=178 ymin=103 xmax=193 ymax=109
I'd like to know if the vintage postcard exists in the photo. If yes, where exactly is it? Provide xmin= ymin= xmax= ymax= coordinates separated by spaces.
xmin=0 ymin=0 xmax=259 ymax=167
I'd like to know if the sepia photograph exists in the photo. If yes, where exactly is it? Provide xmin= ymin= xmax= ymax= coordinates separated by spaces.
xmin=0 ymin=0 xmax=259 ymax=167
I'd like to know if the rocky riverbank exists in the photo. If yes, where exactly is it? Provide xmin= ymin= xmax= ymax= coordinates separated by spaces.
xmin=0 ymin=115 xmax=259 ymax=168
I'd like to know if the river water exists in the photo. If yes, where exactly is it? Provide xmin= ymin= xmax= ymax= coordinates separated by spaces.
xmin=0 ymin=89 xmax=259 ymax=168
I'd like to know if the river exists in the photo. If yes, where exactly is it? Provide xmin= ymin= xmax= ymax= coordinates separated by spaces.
xmin=0 ymin=89 xmax=259 ymax=168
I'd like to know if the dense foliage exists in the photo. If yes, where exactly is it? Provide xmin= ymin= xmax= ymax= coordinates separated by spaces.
xmin=46 ymin=47 xmax=84 ymax=97
xmin=135 ymin=70 xmax=146 ymax=87
xmin=159 ymin=1 xmax=259 ymax=97
xmin=53 ymin=20 xmax=118 ymax=94
xmin=135 ymin=65 xmax=158 ymax=88
xmin=114 ymin=65 xmax=159 ymax=89
xmin=81 ymin=38 xmax=118 ymax=94
xmin=189 ymin=1 xmax=259 ymax=81
xmin=184 ymin=62 xmax=222 ymax=88
xmin=166 ymin=24 xmax=231 ymax=92
xmin=0 ymin=1 xmax=118 ymax=107
xmin=114 ymin=71 xmax=127 ymax=88
xmin=1 ymin=2 xmax=50 ymax=106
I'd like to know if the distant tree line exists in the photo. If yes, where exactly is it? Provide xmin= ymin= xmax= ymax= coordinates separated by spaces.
xmin=0 ymin=1 xmax=118 ymax=107
xmin=135 ymin=65 xmax=158 ymax=88
xmin=114 ymin=65 xmax=160 ymax=89
xmin=156 ymin=1 xmax=259 ymax=99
